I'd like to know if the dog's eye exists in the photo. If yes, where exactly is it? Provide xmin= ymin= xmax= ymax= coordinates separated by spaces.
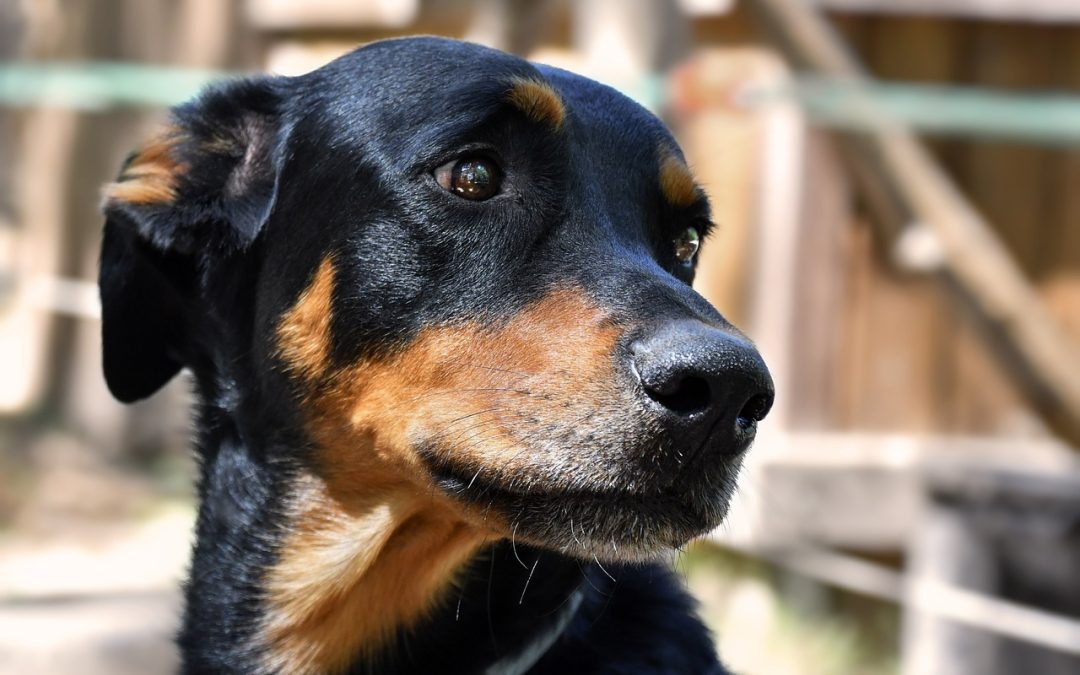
xmin=434 ymin=157 xmax=502 ymax=200
xmin=674 ymin=226 xmax=700 ymax=264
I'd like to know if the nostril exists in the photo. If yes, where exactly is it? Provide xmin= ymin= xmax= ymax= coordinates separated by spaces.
xmin=644 ymin=374 xmax=711 ymax=416
xmin=737 ymin=393 xmax=773 ymax=426
xmin=631 ymin=323 xmax=775 ymax=430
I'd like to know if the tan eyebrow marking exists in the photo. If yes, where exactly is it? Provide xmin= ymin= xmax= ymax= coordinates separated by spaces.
xmin=658 ymin=149 xmax=702 ymax=208
xmin=506 ymin=77 xmax=566 ymax=129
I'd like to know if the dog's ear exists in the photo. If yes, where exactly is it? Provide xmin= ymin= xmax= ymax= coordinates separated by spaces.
xmin=99 ymin=77 xmax=284 ymax=403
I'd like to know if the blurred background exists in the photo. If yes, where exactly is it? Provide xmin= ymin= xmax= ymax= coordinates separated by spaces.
xmin=1 ymin=1 xmax=1080 ymax=673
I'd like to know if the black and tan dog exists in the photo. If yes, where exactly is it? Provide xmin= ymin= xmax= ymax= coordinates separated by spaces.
xmin=99 ymin=37 xmax=773 ymax=675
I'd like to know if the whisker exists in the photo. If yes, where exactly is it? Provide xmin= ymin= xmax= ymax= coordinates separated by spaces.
xmin=437 ymin=407 xmax=506 ymax=430
xmin=431 ymin=407 xmax=532 ymax=446
xmin=486 ymin=552 xmax=498 ymax=650
xmin=457 ymin=362 xmax=534 ymax=378
xmin=577 ymin=562 xmax=605 ymax=595
xmin=593 ymin=555 xmax=617 ymax=583
xmin=445 ymin=415 xmax=529 ymax=453
xmin=379 ymin=386 xmax=538 ymax=416
xmin=511 ymin=522 xmax=527 ymax=569
xmin=466 ymin=469 xmax=482 ymax=490
xmin=519 ymin=556 xmax=540 ymax=605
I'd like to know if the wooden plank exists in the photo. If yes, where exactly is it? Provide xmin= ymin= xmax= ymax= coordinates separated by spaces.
xmin=961 ymin=23 xmax=1056 ymax=277
xmin=835 ymin=214 xmax=874 ymax=429
xmin=687 ymin=0 xmax=1080 ymax=21
xmin=849 ymin=263 xmax=952 ymax=433
xmin=691 ymin=2 xmax=762 ymax=46
xmin=869 ymin=17 xmax=1004 ymax=437
xmin=787 ymin=129 xmax=855 ymax=429
xmin=948 ymin=22 xmax=1058 ymax=435
xmin=866 ymin=15 xmax=959 ymax=82
xmin=815 ymin=0 xmax=1080 ymax=22
xmin=1040 ymin=25 xmax=1080 ymax=349
xmin=947 ymin=311 xmax=1032 ymax=433
xmin=858 ymin=15 xmax=960 ymax=434
xmin=1050 ymin=25 xmax=1080 ymax=272
xmin=864 ymin=14 xmax=965 ymax=170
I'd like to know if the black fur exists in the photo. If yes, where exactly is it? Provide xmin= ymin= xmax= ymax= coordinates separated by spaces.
xmin=98 ymin=37 xmax=759 ymax=674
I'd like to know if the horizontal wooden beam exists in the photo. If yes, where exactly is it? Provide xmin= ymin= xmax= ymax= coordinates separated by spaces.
xmin=723 ymin=431 xmax=1078 ymax=548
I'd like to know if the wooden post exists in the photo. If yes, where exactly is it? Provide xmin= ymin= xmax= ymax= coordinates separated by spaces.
xmin=903 ymin=496 xmax=1000 ymax=675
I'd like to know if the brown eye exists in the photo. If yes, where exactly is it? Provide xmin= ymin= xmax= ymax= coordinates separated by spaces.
xmin=674 ymin=226 xmax=700 ymax=264
xmin=434 ymin=157 xmax=502 ymax=200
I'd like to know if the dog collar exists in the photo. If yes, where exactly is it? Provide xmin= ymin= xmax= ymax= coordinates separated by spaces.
xmin=483 ymin=587 xmax=586 ymax=675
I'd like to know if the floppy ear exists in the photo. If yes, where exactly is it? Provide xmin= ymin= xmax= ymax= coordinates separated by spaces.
xmin=99 ymin=77 xmax=284 ymax=403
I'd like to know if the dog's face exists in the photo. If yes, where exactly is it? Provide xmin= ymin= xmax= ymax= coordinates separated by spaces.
xmin=100 ymin=38 xmax=772 ymax=563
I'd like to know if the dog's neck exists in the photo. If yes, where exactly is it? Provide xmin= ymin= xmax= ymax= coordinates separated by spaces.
xmin=258 ymin=471 xmax=488 ymax=673
xmin=179 ymin=399 xmax=590 ymax=675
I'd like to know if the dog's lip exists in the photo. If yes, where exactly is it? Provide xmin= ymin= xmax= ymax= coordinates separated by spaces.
xmin=418 ymin=448 xmax=743 ymax=556
xmin=419 ymin=449 xmax=738 ymax=510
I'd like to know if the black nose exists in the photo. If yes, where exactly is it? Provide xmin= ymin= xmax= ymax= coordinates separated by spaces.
xmin=631 ymin=320 xmax=774 ymax=450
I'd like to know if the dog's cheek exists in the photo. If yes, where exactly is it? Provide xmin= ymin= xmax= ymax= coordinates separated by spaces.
xmin=275 ymin=260 xmax=628 ymax=491
xmin=394 ymin=289 xmax=626 ymax=484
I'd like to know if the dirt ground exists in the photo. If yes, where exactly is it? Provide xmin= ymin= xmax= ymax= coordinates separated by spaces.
xmin=0 ymin=590 xmax=181 ymax=675
xmin=0 ymin=432 xmax=191 ymax=674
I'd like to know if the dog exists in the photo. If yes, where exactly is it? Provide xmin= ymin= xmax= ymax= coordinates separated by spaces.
xmin=98 ymin=37 xmax=773 ymax=675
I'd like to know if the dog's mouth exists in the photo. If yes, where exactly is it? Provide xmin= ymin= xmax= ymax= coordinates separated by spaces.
xmin=418 ymin=443 xmax=745 ymax=562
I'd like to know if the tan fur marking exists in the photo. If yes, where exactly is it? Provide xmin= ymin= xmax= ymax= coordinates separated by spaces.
xmin=659 ymin=150 xmax=701 ymax=208
xmin=263 ymin=284 xmax=622 ymax=673
xmin=102 ymin=126 xmax=188 ymax=206
xmin=262 ymin=477 xmax=487 ymax=674
xmin=313 ymin=288 xmax=622 ymax=490
xmin=506 ymin=77 xmax=565 ymax=129
xmin=276 ymin=257 xmax=336 ymax=383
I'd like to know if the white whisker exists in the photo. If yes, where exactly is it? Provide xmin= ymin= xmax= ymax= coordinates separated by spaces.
xmin=594 ymin=555 xmax=617 ymax=583
xmin=519 ymin=556 xmax=540 ymax=605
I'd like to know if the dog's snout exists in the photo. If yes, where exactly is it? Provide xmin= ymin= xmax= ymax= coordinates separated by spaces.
xmin=631 ymin=320 xmax=774 ymax=450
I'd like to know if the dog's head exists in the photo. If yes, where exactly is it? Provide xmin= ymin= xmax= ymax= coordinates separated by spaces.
xmin=100 ymin=37 xmax=773 ymax=563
